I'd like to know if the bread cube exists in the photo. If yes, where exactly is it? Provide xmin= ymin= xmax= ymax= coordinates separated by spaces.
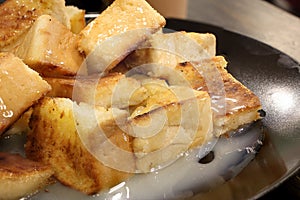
xmin=0 ymin=152 xmax=54 ymax=200
xmin=0 ymin=0 xmax=70 ymax=51
xmin=0 ymin=52 xmax=51 ymax=135
xmin=25 ymin=97 xmax=134 ymax=194
xmin=78 ymin=0 xmax=166 ymax=74
xmin=129 ymin=82 xmax=213 ymax=172
xmin=14 ymin=15 xmax=84 ymax=77
xmin=65 ymin=6 xmax=86 ymax=34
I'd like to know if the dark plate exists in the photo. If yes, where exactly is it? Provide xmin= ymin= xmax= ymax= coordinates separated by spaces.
xmin=165 ymin=18 xmax=300 ymax=199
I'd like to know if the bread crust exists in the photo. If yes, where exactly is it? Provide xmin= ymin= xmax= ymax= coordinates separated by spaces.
xmin=0 ymin=152 xmax=54 ymax=200
xmin=0 ymin=52 xmax=51 ymax=135
xmin=78 ymin=0 xmax=166 ymax=73
xmin=14 ymin=15 xmax=84 ymax=78
xmin=25 ymin=97 xmax=134 ymax=194
xmin=0 ymin=0 xmax=69 ymax=51
xmin=174 ymin=57 xmax=262 ymax=136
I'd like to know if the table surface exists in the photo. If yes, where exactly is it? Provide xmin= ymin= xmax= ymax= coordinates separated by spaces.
xmin=186 ymin=1 xmax=300 ymax=199
xmin=187 ymin=0 xmax=300 ymax=64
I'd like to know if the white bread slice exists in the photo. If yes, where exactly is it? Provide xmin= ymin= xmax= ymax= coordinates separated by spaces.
xmin=14 ymin=15 xmax=84 ymax=77
xmin=0 ymin=152 xmax=54 ymax=200
xmin=25 ymin=97 xmax=134 ymax=194
xmin=78 ymin=0 xmax=166 ymax=74
xmin=0 ymin=0 xmax=70 ymax=52
xmin=0 ymin=52 xmax=51 ymax=135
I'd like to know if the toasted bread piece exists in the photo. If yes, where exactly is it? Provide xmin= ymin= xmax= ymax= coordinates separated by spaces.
xmin=14 ymin=15 xmax=84 ymax=77
xmin=0 ymin=152 xmax=54 ymax=200
xmin=124 ymin=31 xmax=216 ymax=69
xmin=65 ymin=6 xmax=86 ymax=34
xmin=174 ymin=57 xmax=262 ymax=136
xmin=44 ymin=62 xmax=134 ymax=99
xmin=44 ymin=77 xmax=75 ymax=98
xmin=78 ymin=0 xmax=166 ymax=74
xmin=0 ymin=53 xmax=51 ymax=136
xmin=45 ymin=72 xmax=149 ymax=109
xmin=25 ymin=97 xmax=134 ymax=194
xmin=73 ymin=73 xmax=149 ymax=109
xmin=183 ymin=32 xmax=216 ymax=57
xmin=0 ymin=0 xmax=70 ymax=52
xmin=126 ymin=55 xmax=261 ymax=136
xmin=128 ymin=81 xmax=213 ymax=172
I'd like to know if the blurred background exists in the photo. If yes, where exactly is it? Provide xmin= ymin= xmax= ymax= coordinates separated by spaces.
xmin=265 ymin=0 xmax=300 ymax=17
xmin=0 ymin=0 xmax=299 ymax=18
xmin=62 ymin=0 xmax=300 ymax=18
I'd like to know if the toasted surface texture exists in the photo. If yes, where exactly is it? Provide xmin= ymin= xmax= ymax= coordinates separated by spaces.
xmin=124 ymin=52 xmax=261 ymax=136
xmin=0 ymin=52 xmax=51 ymax=135
xmin=44 ymin=77 xmax=75 ymax=98
xmin=124 ymin=31 xmax=216 ymax=70
xmin=0 ymin=152 xmax=54 ymax=200
xmin=14 ymin=15 xmax=84 ymax=77
xmin=78 ymin=0 xmax=166 ymax=73
xmin=46 ymin=72 xmax=149 ymax=109
xmin=174 ymin=57 xmax=262 ymax=136
xmin=73 ymin=73 xmax=149 ymax=109
xmin=0 ymin=0 xmax=70 ymax=51
xmin=25 ymin=97 xmax=134 ymax=194
xmin=127 ymin=80 xmax=213 ymax=172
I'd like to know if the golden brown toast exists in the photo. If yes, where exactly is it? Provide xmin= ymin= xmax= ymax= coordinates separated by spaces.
xmin=78 ymin=0 xmax=166 ymax=74
xmin=0 ymin=152 xmax=54 ymax=200
xmin=45 ymin=72 xmax=149 ymax=109
xmin=129 ymin=81 xmax=213 ymax=172
xmin=0 ymin=52 xmax=51 ymax=136
xmin=25 ymin=97 xmax=134 ymax=194
xmin=122 ymin=42 xmax=261 ymax=136
xmin=14 ymin=15 xmax=84 ymax=77
xmin=174 ymin=57 xmax=262 ymax=136
xmin=0 ymin=0 xmax=70 ymax=52
xmin=124 ymin=31 xmax=216 ymax=69
xmin=44 ymin=77 xmax=75 ymax=99
xmin=26 ymin=83 xmax=213 ymax=176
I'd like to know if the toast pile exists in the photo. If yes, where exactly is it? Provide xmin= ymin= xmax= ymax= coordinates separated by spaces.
xmin=0 ymin=0 xmax=262 ymax=197
xmin=0 ymin=0 xmax=70 ymax=52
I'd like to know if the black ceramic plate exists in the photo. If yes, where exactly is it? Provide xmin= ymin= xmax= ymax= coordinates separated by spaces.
xmin=165 ymin=18 xmax=300 ymax=199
